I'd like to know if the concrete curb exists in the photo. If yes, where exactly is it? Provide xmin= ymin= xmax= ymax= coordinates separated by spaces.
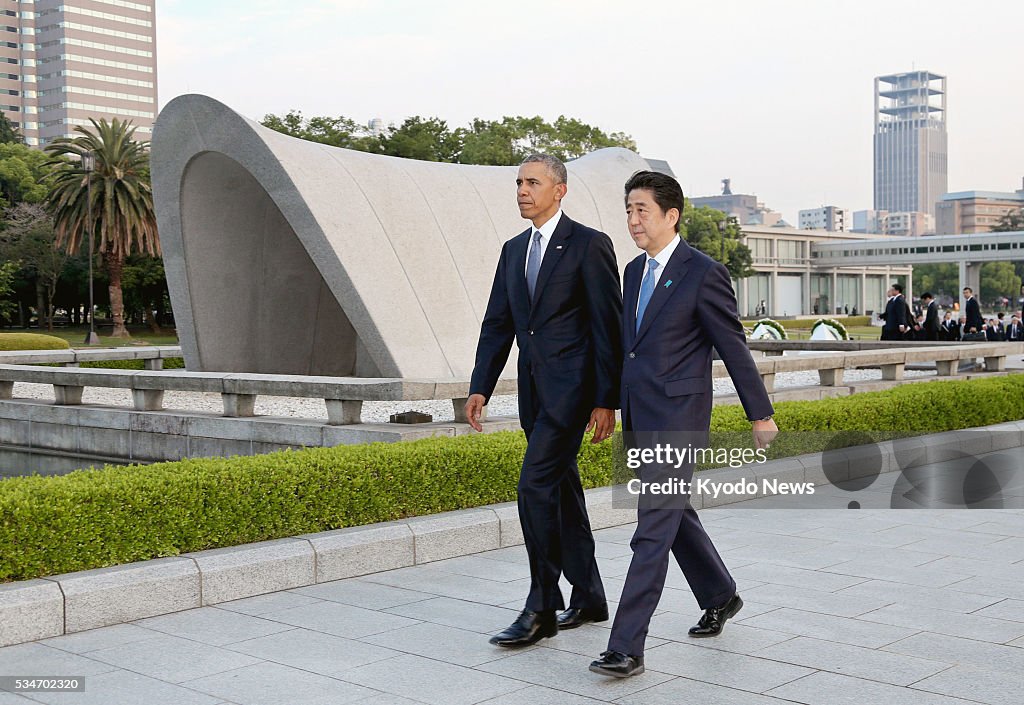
xmin=2 ymin=420 xmax=1022 ymax=646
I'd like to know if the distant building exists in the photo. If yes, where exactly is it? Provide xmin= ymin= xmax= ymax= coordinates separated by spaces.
xmin=852 ymin=209 xmax=888 ymax=234
xmin=883 ymin=211 xmax=934 ymax=237
xmin=1 ymin=0 xmax=157 ymax=146
xmin=935 ymin=180 xmax=1024 ymax=233
xmin=368 ymin=117 xmax=386 ymax=137
xmin=874 ymin=70 xmax=948 ymax=218
xmin=691 ymin=178 xmax=786 ymax=227
xmin=799 ymin=206 xmax=851 ymax=232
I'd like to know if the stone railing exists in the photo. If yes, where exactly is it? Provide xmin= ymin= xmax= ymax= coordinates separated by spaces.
xmin=0 ymin=343 xmax=1020 ymax=425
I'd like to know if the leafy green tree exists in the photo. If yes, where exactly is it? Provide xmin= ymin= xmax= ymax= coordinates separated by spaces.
xmin=0 ymin=203 xmax=68 ymax=330
xmin=682 ymin=206 xmax=754 ymax=279
xmin=261 ymin=111 xmax=636 ymax=164
xmin=43 ymin=118 xmax=159 ymax=338
xmin=0 ymin=142 xmax=55 ymax=207
xmin=992 ymin=208 xmax=1024 ymax=233
xmin=980 ymin=261 xmax=1021 ymax=306
xmin=0 ymin=260 xmax=17 ymax=321
xmin=380 ymin=116 xmax=461 ymax=162
xmin=913 ymin=263 xmax=958 ymax=299
xmin=260 ymin=110 xmax=382 ymax=151
xmin=0 ymin=111 xmax=21 ymax=145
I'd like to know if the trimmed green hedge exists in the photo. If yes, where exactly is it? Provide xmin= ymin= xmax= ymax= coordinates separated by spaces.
xmin=1 ymin=374 xmax=1023 ymax=582
xmin=80 ymin=358 xmax=185 ymax=370
xmin=0 ymin=333 xmax=70 ymax=351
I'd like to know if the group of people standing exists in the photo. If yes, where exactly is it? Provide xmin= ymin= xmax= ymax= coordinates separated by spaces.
xmin=464 ymin=154 xmax=777 ymax=678
xmin=881 ymin=285 xmax=1024 ymax=343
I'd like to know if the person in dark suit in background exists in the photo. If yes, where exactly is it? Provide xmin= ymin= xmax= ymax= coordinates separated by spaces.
xmin=466 ymin=153 xmax=622 ymax=647
xmin=1006 ymin=315 xmax=1022 ymax=342
xmin=880 ymin=284 xmax=909 ymax=340
xmin=589 ymin=171 xmax=777 ymax=678
xmin=920 ymin=293 xmax=941 ymax=341
xmin=985 ymin=318 xmax=1004 ymax=342
xmin=940 ymin=311 xmax=957 ymax=341
xmin=964 ymin=287 xmax=984 ymax=335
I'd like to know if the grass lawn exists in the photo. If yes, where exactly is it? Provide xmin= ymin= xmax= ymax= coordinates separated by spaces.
xmin=9 ymin=326 xmax=179 ymax=348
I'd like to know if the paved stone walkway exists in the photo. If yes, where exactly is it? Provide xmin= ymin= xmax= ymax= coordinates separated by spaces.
xmin=4 ymin=498 xmax=1024 ymax=705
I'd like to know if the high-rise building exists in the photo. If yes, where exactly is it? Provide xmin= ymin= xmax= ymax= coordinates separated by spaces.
xmin=852 ymin=209 xmax=887 ymax=234
xmin=0 ymin=0 xmax=157 ymax=147
xmin=873 ymin=70 xmax=947 ymax=218
xmin=798 ymin=206 xmax=850 ymax=232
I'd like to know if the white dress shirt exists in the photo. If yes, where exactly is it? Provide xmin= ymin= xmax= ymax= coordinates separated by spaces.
xmin=636 ymin=235 xmax=681 ymax=315
xmin=524 ymin=209 xmax=563 ymax=277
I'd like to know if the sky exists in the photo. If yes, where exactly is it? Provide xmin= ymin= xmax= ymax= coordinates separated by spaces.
xmin=156 ymin=0 xmax=1024 ymax=224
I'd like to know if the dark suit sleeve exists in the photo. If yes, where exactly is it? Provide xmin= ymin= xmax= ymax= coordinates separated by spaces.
xmin=469 ymin=243 xmax=516 ymax=403
xmin=697 ymin=262 xmax=774 ymax=421
xmin=581 ymin=232 xmax=623 ymax=409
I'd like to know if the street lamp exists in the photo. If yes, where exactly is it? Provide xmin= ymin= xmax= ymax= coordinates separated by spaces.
xmin=82 ymin=151 xmax=100 ymax=345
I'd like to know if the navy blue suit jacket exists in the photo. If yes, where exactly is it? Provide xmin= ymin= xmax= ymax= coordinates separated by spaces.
xmin=469 ymin=214 xmax=623 ymax=430
xmin=965 ymin=297 xmax=984 ymax=332
xmin=621 ymin=239 xmax=773 ymax=434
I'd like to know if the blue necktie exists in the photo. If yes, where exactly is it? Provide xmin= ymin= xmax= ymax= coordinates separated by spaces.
xmin=635 ymin=259 xmax=659 ymax=334
xmin=526 ymin=230 xmax=542 ymax=300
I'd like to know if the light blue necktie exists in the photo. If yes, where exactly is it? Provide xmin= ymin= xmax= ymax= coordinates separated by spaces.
xmin=526 ymin=230 xmax=542 ymax=300
xmin=635 ymin=259 xmax=659 ymax=333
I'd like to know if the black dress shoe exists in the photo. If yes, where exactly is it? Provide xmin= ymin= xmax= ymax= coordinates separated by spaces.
xmin=688 ymin=593 xmax=743 ymax=637
xmin=489 ymin=609 xmax=557 ymax=647
xmin=589 ymin=650 xmax=644 ymax=678
xmin=557 ymin=604 xmax=609 ymax=630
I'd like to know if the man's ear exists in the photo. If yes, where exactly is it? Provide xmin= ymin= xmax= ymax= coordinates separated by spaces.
xmin=555 ymin=183 xmax=568 ymax=201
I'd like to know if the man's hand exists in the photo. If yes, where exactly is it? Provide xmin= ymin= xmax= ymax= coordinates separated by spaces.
xmin=464 ymin=394 xmax=487 ymax=432
xmin=586 ymin=407 xmax=616 ymax=444
xmin=752 ymin=418 xmax=778 ymax=451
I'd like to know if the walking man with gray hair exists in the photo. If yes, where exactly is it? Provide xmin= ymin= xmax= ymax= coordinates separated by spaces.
xmin=466 ymin=153 xmax=623 ymax=646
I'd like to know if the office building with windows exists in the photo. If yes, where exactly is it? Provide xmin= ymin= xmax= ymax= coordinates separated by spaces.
xmin=935 ymin=181 xmax=1024 ymax=234
xmin=0 ymin=0 xmax=156 ymax=146
xmin=798 ymin=206 xmax=850 ymax=232
xmin=874 ymin=70 xmax=947 ymax=218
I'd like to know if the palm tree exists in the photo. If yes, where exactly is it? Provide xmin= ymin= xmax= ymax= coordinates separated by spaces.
xmin=43 ymin=118 xmax=159 ymax=338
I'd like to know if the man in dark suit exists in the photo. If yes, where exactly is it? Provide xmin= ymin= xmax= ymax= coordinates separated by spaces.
xmin=964 ymin=287 xmax=984 ymax=336
xmin=590 ymin=171 xmax=777 ymax=678
xmin=1007 ymin=316 xmax=1023 ymax=342
xmin=921 ymin=293 xmax=941 ymax=341
xmin=985 ymin=318 xmax=1004 ymax=342
xmin=940 ymin=312 xmax=957 ymax=341
xmin=465 ymin=153 xmax=622 ymax=647
xmin=880 ymin=284 xmax=909 ymax=340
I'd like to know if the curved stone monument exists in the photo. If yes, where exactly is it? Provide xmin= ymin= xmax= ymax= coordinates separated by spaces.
xmin=151 ymin=94 xmax=654 ymax=377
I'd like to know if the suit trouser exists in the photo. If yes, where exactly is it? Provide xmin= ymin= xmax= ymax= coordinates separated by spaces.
xmin=519 ymin=412 xmax=606 ymax=612
xmin=607 ymin=498 xmax=736 ymax=657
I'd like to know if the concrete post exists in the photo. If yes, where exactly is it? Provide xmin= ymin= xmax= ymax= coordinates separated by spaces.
xmin=325 ymin=399 xmax=362 ymax=425
xmin=818 ymin=368 xmax=844 ymax=386
xmin=222 ymin=393 xmax=256 ymax=417
xmin=0 ymin=381 xmax=12 ymax=399
xmin=144 ymin=358 xmax=164 ymax=370
xmin=132 ymin=389 xmax=165 ymax=412
xmin=53 ymin=385 xmax=84 ymax=405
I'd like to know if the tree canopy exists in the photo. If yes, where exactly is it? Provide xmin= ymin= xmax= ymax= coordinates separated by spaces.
xmin=261 ymin=110 xmax=636 ymax=165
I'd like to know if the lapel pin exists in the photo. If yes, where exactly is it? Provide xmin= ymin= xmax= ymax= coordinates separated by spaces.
xmin=556 ymin=245 xmax=563 ymax=250
xmin=664 ymin=280 xmax=673 ymax=288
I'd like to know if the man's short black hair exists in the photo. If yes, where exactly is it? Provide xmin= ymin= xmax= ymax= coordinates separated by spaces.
xmin=892 ymin=283 xmax=904 ymax=294
xmin=963 ymin=287 xmax=973 ymax=294
xmin=624 ymin=170 xmax=686 ymax=233
xmin=921 ymin=292 xmax=933 ymax=300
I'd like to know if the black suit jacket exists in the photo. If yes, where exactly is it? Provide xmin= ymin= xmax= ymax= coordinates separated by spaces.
xmin=469 ymin=214 xmax=623 ymax=430
xmin=881 ymin=295 xmax=908 ymax=338
xmin=620 ymin=239 xmax=772 ymax=434
xmin=965 ymin=297 xmax=984 ymax=332
xmin=924 ymin=301 xmax=940 ymax=334
xmin=1008 ymin=323 xmax=1023 ymax=342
